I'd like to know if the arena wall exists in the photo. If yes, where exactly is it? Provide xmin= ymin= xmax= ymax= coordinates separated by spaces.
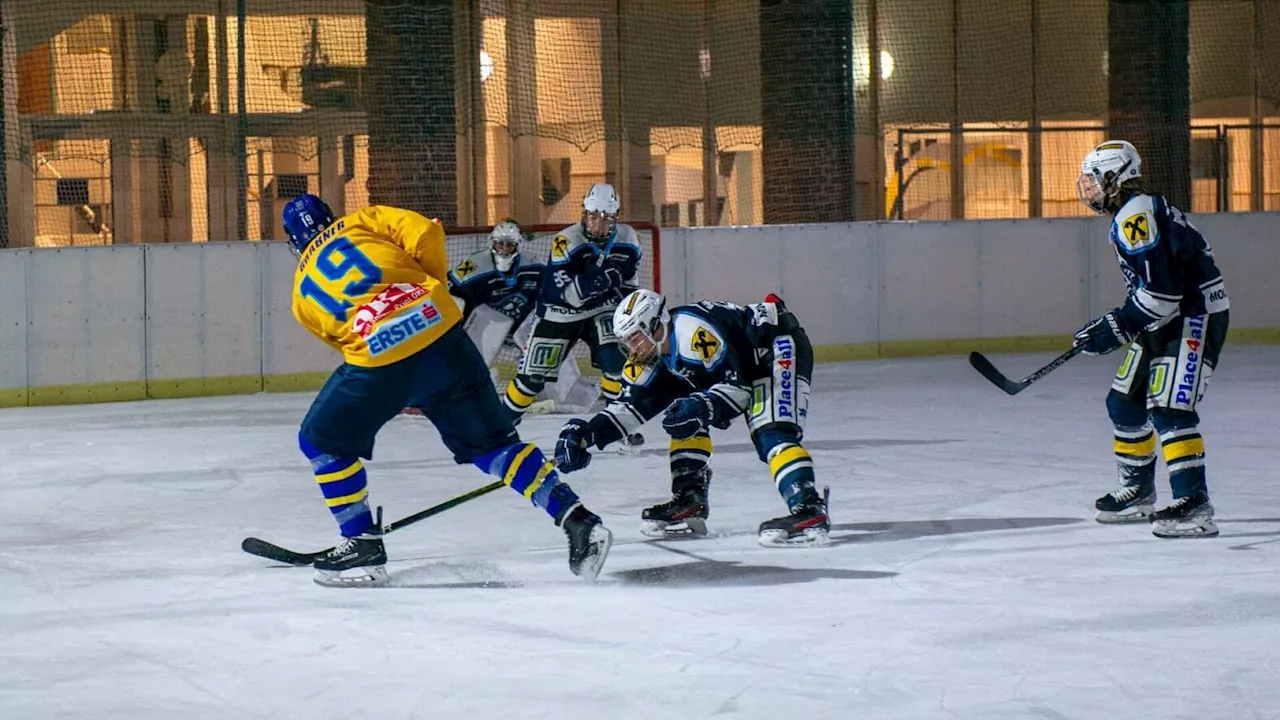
xmin=1 ymin=214 xmax=1276 ymax=407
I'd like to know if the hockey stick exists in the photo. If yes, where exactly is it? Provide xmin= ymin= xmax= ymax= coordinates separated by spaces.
xmin=241 ymin=480 xmax=507 ymax=566
xmin=968 ymin=345 xmax=1084 ymax=396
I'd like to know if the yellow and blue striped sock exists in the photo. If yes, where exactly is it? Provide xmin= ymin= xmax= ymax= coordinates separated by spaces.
xmin=475 ymin=443 xmax=580 ymax=523
xmin=300 ymin=434 xmax=373 ymax=537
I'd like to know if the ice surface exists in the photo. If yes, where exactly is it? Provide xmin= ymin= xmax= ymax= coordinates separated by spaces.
xmin=3 ymin=348 xmax=1279 ymax=720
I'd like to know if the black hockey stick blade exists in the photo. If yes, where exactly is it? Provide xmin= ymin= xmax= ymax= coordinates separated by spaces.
xmin=969 ymin=345 xmax=1084 ymax=396
xmin=241 ymin=480 xmax=507 ymax=566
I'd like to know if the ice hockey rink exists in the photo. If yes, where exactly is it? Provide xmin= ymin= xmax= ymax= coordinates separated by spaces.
xmin=3 ymin=347 xmax=1278 ymax=720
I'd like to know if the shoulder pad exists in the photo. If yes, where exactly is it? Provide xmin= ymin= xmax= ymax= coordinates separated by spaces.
xmin=612 ymin=223 xmax=641 ymax=250
xmin=671 ymin=311 xmax=727 ymax=369
xmin=550 ymin=226 xmax=589 ymax=263
xmin=1113 ymin=194 xmax=1159 ymax=254
xmin=452 ymin=249 xmax=495 ymax=282
xmin=621 ymin=359 xmax=658 ymax=387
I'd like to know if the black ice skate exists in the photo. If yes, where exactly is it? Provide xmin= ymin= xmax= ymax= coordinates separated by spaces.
xmin=313 ymin=533 xmax=389 ymax=588
xmin=562 ymin=504 xmax=613 ymax=582
xmin=641 ymin=469 xmax=711 ymax=538
xmin=1094 ymin=482 xmax=1156 ymax=524
xmin=1149 ymin=491 xmax=1218 ymax=539
xmin=758 ymin=488 xmax=831 ymax=548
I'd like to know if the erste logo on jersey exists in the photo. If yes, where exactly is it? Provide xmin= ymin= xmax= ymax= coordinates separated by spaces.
xmin=552 ymin=235 xmax=571 ymax=261
xmin=455 ymin=258 xmax=477 ymax=280
xmin=365 ymin=300 xmax=443 ymax=356
xmin=691 ymin=326 xmax=721 ymax=364
xmin=352 ymin=284 xmax=430 ymax=338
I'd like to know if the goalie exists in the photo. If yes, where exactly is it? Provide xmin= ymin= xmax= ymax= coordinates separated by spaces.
xmin=500 ymin=183 xmax=640 ymax=425
xmin=553 ymin=289 xmax=831 ymax=548
xmin=448 ymin=220 xmax=543 ymax=367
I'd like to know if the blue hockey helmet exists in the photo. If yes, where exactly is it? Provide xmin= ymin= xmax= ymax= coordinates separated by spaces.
xmin=282 ymin=194 xmax=335 ymax=256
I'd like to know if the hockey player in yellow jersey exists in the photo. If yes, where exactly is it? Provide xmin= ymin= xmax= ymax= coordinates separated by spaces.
xmin=284 ymin=194 xmax=612 ymax=587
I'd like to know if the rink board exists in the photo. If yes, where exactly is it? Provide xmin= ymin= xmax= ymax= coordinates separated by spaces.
xmin=1 ymin=211 xmax=1279 ymax=406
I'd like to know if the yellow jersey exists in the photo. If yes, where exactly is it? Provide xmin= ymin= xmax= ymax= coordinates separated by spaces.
xmin=292 ymin=206 xmax=462 ymax=367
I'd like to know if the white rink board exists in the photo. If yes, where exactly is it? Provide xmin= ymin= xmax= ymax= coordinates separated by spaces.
xmin=25 ymin=246 xmax=146 ymax=387
xmin=259 ymin=242 xmax=342 ymax=377
xmin=145 ymin=243 xmax=263 ymax=380
xmin=0 ymin=250 xmax=27 ymax=392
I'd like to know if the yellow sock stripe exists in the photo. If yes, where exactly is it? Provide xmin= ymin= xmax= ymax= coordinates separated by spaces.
xmin=505 ymin=381 xmax=537 ymax=408
xmin=317 ymin=460 xmax=364 ymax=484
xmin=768 ymin=445 xmax=812 ymax=477
xmin=600 ymin=376 xmax=623 ymax=395
xmin=1163 ymin=437 xmax=1206 ymax=462
xmin=325 ymin=488 xmax=368 ymax=507
xmin=522 ymin=461 xmax=557 ymax=500
xmin=503 ymin=444 xmax=539 ymax=488
xmin=1113 ymin=435 xmax=1157 ymax=457
xmin=670 ymin=435 xmax=714 ymax=454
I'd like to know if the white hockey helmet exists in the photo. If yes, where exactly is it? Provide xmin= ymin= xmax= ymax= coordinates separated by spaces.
xmin=582 ymin=182 xmax=620 ymax=243
xmin=489 ymin=219 xmax=523 ymax=272
xmin=1077 ymin=140 xmax=1142 ymax=214
xmin=613 ymin=288 xmax=669 ymax=363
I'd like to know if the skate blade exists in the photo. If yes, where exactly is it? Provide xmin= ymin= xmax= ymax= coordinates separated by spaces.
xmin=1151 ymin=518 xmax=1220 ymax=539
xmin=575 ymin=525 xmax=614 ymax=583
xmin=640 ymin=518 xmax=708 ymax=539
xmin=758 ymin=527 xmax=831 ymax=548
xmin=313 ymin=565 xmax=390 ymax=588
xmin=615 ymin=434 xmax=645 ymax=456
xmin=1094 ymin=505 xmax=1154 ymax=524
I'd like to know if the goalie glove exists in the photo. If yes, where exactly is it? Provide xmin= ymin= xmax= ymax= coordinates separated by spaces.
xmin=1073 ymin=310 xmax=1134 ymax=356
xmin=555 ymin=419 xmax=595 ymax=473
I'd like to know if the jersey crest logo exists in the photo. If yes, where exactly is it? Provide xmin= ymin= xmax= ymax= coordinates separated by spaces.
xmin=455 ymin=258 xmax=477 ymax=279
xmin=691 ymin=327 xmax=721 ymax=363
xmin=552 ymin=235 xmax=571 ymax=260
xmin=1121 ymin=214 xmax=1149 ymax=246
xmin=622 ymin=360 xmax=645 ymax=383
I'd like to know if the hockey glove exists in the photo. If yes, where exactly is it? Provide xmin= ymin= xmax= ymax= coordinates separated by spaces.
xmin=663 ymin=392 xmax=730 ymax=440
xmin=555 ymin=419 xmax=596 ymax=473
xmin=1073 ymin=311 xmax=1134 ymax=356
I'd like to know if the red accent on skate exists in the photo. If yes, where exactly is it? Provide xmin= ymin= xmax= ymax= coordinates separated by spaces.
xmin=764 ymin=293 xmax=783 ymax=304
xmin=672 ymin=505 xmax=708 ymax=521
xmin=792 ymin=515 xmax=828 ymax=530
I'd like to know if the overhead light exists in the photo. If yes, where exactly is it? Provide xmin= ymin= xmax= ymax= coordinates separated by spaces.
xmin=480 ymin=50 xmax=494 ymax=82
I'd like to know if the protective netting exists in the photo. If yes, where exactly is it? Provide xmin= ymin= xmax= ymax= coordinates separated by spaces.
xmin=5 ymin=0 xmax=1280 ymax=247
xmin=446 ymin=221 xmax=659 ymax=391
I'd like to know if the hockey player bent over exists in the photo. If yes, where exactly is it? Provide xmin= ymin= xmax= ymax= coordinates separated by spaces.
xmin=283 ymin=194 xmax=611 ymax=586
xmin=501 ymin=183 xmax=639 ymax=426
xmin=448 ymin=220 xmax=543 ymax=366
xmin=554 ymin=289 xmax=830 ymax=547
xmin=1073 ymin=140 xmax=1229 ymax=538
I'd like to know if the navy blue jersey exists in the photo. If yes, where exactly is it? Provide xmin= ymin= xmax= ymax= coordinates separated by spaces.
xmin=447 ymin=249 xmax=543 ymax=326
xmin=586 ymin=299 xmax=792 ymax=446
xmin=1108 ymin=193 xmax=1229 ymax=333
xmin=536 ymin=222 xmax=641 ymax=323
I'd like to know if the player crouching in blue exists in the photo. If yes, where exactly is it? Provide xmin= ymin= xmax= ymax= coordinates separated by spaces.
xmin=283 ymin=194 xmax=611 ymax=586
xmin=554 ymin=289 xmax=830 ymax=548
xmin=1073 ymin=141 xmax=1229 ymax=538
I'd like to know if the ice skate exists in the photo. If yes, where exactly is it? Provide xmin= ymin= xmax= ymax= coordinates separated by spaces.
xmin=641 ymin=470 xmax=710 ymax=538
xmin=617 ymin=432 xmax=645 ymax=455
xmin=1150 ymin=491 xmax=1219 ymax=539
xmin=313 ymin=533 xmax=389 ymax=588
xmin=562 ymin=504 xmax=613 ymax=582
xmin=758 ymin=488 xmax=830 ymax=548
xmin=1094 ymin=482 xmax=1156 ymax=524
